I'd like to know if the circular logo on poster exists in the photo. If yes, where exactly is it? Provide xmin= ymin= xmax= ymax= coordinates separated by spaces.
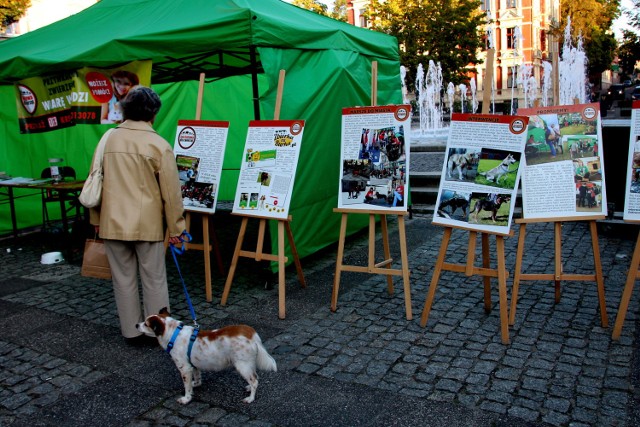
xmin=177 ymin=127 xmax=196 ymax=149
xmin=395 ymin=107 xmax=410 ymax=121
xmin=510 ymin=118 xmax=526 ymax=134
xmin=290 ymin=121 xmax=303 ymax=135
xmin=85 ymin=72 xmax=113 ymax=103
xmin=18 ymin=84 xmax=37 ymax=115
xmin=583 ymin=107 xmax=597 ymax=120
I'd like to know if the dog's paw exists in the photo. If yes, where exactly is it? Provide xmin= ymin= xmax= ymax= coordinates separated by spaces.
xmin=242 ymin=396 xmax=255 ymax=404
xmin=193 ymin=379 xmax=202 ymax=387
xmin=177 ymin=396 xmax=192 ymax=405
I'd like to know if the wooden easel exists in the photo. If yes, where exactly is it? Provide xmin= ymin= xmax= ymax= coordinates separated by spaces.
xmin=331 ymin=209 xmax=412 ymax=320
xmin=166 ymin=73 xmax=224 ymax=302
xmin=612 ymin=224 xmax=640 ymax=340
xmin=220 ymin=70 xmax=306 ymax=319
xmin=508 ymin=216 xmax=608 ymax=328
xmin=420 ymin=226 xmax=512 ymax=344
xmin=330 ymin=61 xmax=413 ymax=319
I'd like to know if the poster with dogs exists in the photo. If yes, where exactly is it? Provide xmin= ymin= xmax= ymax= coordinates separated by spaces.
xmin=433 ymin=113 xmax=528 ymax=235
xmin=624 ymin=101 xmax=640 ymax=221
xmin=338 ymin=105 xmax=411 ymax=211
xmin=173 ymin=120 xmax=229 ymax=214
xmin=518 ymin=103 xmax=606 ymax=219
xmin=232 ymin=120 xmax=304 ymax=220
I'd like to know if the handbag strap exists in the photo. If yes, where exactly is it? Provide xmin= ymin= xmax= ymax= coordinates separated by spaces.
xmin=92 ymin=128 xmax=115 ymax=173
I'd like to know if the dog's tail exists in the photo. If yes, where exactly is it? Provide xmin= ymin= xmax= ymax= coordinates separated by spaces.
xmin=478 ymin=171 xmax=487 ymax=176
xmin=254 ymin=333 xmax=277 ymax=372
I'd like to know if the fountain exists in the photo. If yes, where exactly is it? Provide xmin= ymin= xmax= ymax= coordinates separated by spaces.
xmin=410 ymin=61 xmax=449 ymax=145
xmin=559 ymin=16 xmax=588 ymax=105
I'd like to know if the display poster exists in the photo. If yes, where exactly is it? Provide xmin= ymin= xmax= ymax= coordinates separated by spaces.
xmin=518 ymin=103 xmax=606 ymax=219
xmin=338 ymin=105 xmax=411 ymax=211
xmin=231 ymin=120 xmax=304 ymax=219
xmin=74 ymin=60 xmax=152 ymax=124
xmin=14 ymin=60 xmax=152 ymax=132
xmin=15 ymin=71 xmax=76 ymax=133
xmin=623 ymin=100 xmax=640 ymax=221
xmin=433 ymin=113 xmax=528 ymax=235
xmin=173 ymin=120 xmax=229 ymax=214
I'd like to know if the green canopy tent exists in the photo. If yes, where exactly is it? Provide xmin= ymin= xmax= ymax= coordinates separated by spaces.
xmin=0 ymin=0 xmax=402 ymax=264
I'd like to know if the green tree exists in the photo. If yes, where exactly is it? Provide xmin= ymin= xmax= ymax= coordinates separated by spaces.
xmin=365 ymin=0 xmax=485 ymax=88
xmin=329 ymin=0 xmax=348 ymax=22
xmin=624 ymin=0 xmax=639 ymax=30
xmin=617 ymin=30 xmax=640 ymax=77
xmin=584 ymin=27 xmax=617 ymax=76
xmin=291 ymin=0 xmax=328 ymax=15
xmin=0 ymin=0 xmax=31 ymax=31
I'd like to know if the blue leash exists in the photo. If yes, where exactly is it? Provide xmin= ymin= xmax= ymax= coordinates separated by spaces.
xmin=169 ymin=231 xmax=199 ymax=328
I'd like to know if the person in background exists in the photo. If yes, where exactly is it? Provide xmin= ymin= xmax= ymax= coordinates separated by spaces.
xmin=89 ymin=86 xmax=187 ymax=345
xmin=101 ymin=70 xmax=139 ymax=124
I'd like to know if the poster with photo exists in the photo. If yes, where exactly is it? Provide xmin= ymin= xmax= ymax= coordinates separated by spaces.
xmin=623 ymin=101 xmax=640 ymax=221
xmin=173 ymin=120 xmax=229 ymax=214
xmin=231 ymin=120 xmax=304 ymax=220
xmin=433 ymin=113 xmax=528 ymax=235
xmin=338 ymin=105 xmax=411 ymax=211
xmin=518 ymin=103 xmax=606 ymax=219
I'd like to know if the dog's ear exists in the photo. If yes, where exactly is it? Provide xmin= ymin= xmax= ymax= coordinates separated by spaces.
xmin=159 ymin=307 xmax=170 ymax=316
xmin=147 ymin=316 xmax=165 ymax=336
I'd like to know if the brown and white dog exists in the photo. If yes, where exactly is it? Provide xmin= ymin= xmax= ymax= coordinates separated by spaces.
xmin=136 ymin=308 xmax=277 ymax=404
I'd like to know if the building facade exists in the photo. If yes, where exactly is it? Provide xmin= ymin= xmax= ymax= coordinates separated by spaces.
xmin=347 ymin=0 xmax=560 ymax=104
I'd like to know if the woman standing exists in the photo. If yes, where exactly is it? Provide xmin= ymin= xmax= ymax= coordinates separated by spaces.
xmin=89 ymin=86 xmax=187 ymax=345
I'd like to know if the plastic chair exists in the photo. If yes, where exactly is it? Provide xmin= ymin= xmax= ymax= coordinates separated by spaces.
xmin=40 ymin=166 xmax=81 ymax=231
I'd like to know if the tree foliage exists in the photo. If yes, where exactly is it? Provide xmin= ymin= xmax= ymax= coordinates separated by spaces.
xmin=291 ymin=0 xmax=348 ymax=22
xmin=624 ymin=0 xmax=639 ymax=31
xmin=584 ymin=28 xmax=617 ymax=76
xmin=0 ymin=0 xmax=31 ymax=31
xmin=365 ymin=0 xmax=485 ymax=88
xmin=557 ymin=0 xmax=619 ymax=40
xmin=618 ymin=30 xmax=640 ymax=76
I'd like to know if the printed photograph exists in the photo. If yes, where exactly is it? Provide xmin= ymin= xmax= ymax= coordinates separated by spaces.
xmin=468 ymin=192 xmax=511 ymax=226
xmin=575 ymin=181 xmax=602 ymax=212
xmin=444 ymin=147 xmax=480 ymax=182
xmin=474 ymin=149 xmax=521 ymax=190
xmin=436 ymin=189 xmax=472 ymax=222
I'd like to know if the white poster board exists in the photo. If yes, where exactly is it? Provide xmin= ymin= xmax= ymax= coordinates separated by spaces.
xmin=173 ymin=120 xmax=229 ymax=214
xmin=338 ymin=105 xmax=411 ymax=211
xmin=623 ymin=101 xmax=640 ymax=221
xmin=433 ymin=113 xmax=528 ymax=235
xmin=518 ymin=103 xmax=606 ymax=219
xmin=231 ymin=120 xmax=304 ymax=219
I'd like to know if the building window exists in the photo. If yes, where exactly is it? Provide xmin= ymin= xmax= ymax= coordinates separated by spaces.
xmin=481 ymin=0 xmax=491 ymax=11
xmin=507 ymin=67 xmax=518 ymax=88
xmin=506 ymin=27 xmax=515 ymax=49
xmin=506 ymin=0 xmax=517 ymax=8
xmin=358 ymin=9 xmax=368 ymax=28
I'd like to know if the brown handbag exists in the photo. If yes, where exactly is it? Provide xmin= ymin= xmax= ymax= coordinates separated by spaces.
xmin=81 ymin=238 xmax=112 ymax=279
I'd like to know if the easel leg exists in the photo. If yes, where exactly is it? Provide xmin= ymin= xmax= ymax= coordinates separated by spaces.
xmin=278 ymin=220 xmax=286 ymax=319
xmin=509 ymin=223 xmax=527 ymax=325
xmin=481 ymin=233 xmax=491 ymax=314
xmin=285 ymin=221 xmax=306 ymax=287
xmin=202 ymin=214 xmax=212 ymax=302
xmin=554 ymin=222 xmax=562 ymax=303
xmin=331 ymin=213 xmax=348 ymax=312
xmin=420 ymin=227 xmax=452 ymax=327
xmin=380 ymin=214 xmax=394 ymax=294
xmin=397 ymin=215 xmax=412 ymax=320
xmin=589 ymin=220 xmax=608 ymax=327
xmin=612 ymin=231 xmax=640 ymax=339
xmin=496 ymin=236 xmax=510 ymax=344
xmin=221 ymin=217 xmax=248 ymax=306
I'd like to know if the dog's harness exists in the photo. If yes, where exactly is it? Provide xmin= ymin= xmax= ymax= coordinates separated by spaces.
xmin=166 ymin=322 xmax=200 ymax=364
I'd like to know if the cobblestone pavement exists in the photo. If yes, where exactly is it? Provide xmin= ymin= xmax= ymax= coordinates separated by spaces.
xmin=1 ymin=140 xmax=639 ymax=426
xmin=1 ymin=214 xmax=639 ymax=427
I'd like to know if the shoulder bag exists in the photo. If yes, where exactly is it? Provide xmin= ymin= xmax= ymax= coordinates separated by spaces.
xmin=79 ymin=128 xmax=114 ymax=208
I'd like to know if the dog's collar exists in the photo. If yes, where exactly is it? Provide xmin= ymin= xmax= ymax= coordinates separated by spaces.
xmin=165 ymin=322 xmax=200 ymax=365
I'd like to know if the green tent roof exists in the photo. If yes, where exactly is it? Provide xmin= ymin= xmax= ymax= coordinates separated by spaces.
xmin=0 ymin=0 xmax=398 ymax=84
